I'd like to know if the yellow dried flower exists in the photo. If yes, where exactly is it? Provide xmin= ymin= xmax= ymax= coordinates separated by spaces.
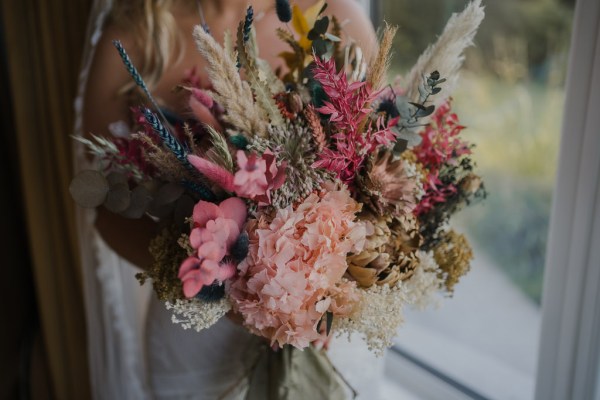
xmin=433 ymin=230 xmax=473 ymax=294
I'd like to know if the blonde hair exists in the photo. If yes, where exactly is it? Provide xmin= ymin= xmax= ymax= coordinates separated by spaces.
xmin=109 ymin=0 xmax=192 ymax=93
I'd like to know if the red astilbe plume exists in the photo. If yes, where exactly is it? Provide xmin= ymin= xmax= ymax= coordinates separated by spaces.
xmin=311 ymin=55 xmax=396 ymax=184
xmin=413 ymin=100 xmax=472 ymax=215
xmin=413 ymin=100 xmax=470 ymax=175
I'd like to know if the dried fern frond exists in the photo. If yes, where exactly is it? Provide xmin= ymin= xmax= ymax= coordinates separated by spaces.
xmin=366 ymin=23 xmax=397 ymax=91
xmin=192 ymin=25 xmax=267 ymax=137
xmin=404 ymin=0 xmax=484 ymax=105
xmin=236 ymin=23 xmax=284 ymax=127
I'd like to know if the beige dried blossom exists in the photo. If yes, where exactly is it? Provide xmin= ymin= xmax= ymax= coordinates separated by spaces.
xmin=359 ymin=150 xmax=420 ymax=217
xmin=347 ymin=211 xmax=422 ymax=288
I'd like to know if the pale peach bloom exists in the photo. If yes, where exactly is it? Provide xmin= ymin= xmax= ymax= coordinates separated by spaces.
xmin=228 ymin=186 xmax=365 ymax=349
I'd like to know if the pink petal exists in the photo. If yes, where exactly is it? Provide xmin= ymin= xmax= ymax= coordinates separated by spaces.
xmin=199 ymin=259 xmax=220 ymax=283
xmin=219 ymin=197 xmax=247 ymax=230
xmin=236 ymin=150 xmax=249 ymax=169
xmin=189 ymin=96 xmax=223 ymax=132
xmin=182 ymin=278 xmax=204 ymax=298
xmin=189 ymin=228 xmax=203 ymax=249
xmin=197 ymin=241 xmax=227 ymax=262
xmin=192 ymin=201 xmax=222 ymax=228
xmin=271 ymin=161 xmax=287 ymax=190
xmin=178 ymin=257 xmax=201 ymax=279
xmin=188 ymin=155 xmax=235 ymax=192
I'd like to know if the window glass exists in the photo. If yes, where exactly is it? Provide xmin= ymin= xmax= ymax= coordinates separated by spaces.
xmin=379 ymin=0 xmax=575 ymax=398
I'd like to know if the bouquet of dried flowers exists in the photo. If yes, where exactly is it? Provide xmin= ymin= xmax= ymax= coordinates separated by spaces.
xmin=70 ymin=0 xmax=486 ymax=397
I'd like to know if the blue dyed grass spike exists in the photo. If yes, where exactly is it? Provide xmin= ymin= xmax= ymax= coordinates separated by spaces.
xmin=243 ymin=6 xmax=254 ymax=42
xmin=113 ymin=40 xmax=165 ymax=119
xmin=142 ymin=108 xmax=215 ymax=201
xmin=236 ymin=6 xmax=254 ymax=69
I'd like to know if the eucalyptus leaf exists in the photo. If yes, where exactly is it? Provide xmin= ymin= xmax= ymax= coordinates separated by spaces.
xmin=309 ymin=16 xmax=329 ymax=35
xmin=106 ymin=171 xmax=127 ymax=186
xmin=154 ymin=183 xmax=185 ymax=206
xmin=408 ymin=101 xmax=426 ymax=111
xmin=69 ymin=170 xmax=109 ymax=208
xmin=307 ymin=29 xmax=321 ymax=41
xmin=119 ymin=185 xmax=152 ymax=219
xmin=416 ymin=105 xmax=435 ymax=118
xmin=312 ymin=39 xmax=329 ymax=58
xmin=318 ymin=2 xmax=328 ymax=15
xmin=104 ymin=183 xmax=131 ymax=213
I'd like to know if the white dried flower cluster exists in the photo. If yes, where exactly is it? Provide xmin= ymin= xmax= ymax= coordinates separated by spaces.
xmin=334 ymin=283 xmax=409 ymax=356
xmin=166 ymin=298 xmax=231 ymax=332
xmin=401 ymin=250 xmax=443 ymax=310
xmin=335 ymin=252 xmax=442 ymax=355
xmin=403 ymin=159 xmax=426 ymax=201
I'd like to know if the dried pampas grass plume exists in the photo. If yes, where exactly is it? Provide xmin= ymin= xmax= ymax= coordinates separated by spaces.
xmin=367 ymin=23 xmax=397 ymax=91
xmin=404 ymin=0 xmax=484 ymax=105
xmin=192 ymin=26 xmax=267 ymax=137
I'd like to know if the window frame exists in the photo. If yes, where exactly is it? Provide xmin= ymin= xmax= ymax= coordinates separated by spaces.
xmin=357 ymin=0 xmax=600 ymax=398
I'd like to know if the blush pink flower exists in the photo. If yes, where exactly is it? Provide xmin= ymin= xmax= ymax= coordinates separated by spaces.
xmin=228 ymin=186 xmax=366 ymax=349
xmin=178 ymin=197 xmax=247 ymax=298
xmin=187 ymin=150 xmax=286 ymax=206
xmin=233 ymin=150 xmax=286 ymax=205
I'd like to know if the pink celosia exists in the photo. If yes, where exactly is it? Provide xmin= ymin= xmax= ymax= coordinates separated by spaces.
xmin=228 ymin=186 xmax=366 ymax=349
xmin=310 ymin=55 xmax=396 ymax=184
xmin=178 ymin=197 xmax=247 ymax=298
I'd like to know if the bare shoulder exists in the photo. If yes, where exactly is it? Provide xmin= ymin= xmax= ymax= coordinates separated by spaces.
xmin=82 ymin=23 xmax=142 ymax=138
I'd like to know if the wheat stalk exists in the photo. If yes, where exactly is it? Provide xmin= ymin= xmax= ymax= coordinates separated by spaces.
xmin=366 ymin=23 xmax=397 ymax=91
xmin=192 ymin=25 xmax=267 ymax=137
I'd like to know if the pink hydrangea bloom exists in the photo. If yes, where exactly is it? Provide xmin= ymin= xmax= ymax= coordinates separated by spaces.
xmin=178 ymin=197 xmax=247 ymax=298
xmin=228 ymin=186 xmax=366 ymax=349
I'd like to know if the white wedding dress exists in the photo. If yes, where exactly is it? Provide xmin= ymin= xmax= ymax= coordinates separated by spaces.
xmin=74 ymin=1 xmax=384 ymax=399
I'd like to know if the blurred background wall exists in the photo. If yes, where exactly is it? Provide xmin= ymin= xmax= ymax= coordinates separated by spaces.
xmin=1 ymin=1 xmax=92 ymax=399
